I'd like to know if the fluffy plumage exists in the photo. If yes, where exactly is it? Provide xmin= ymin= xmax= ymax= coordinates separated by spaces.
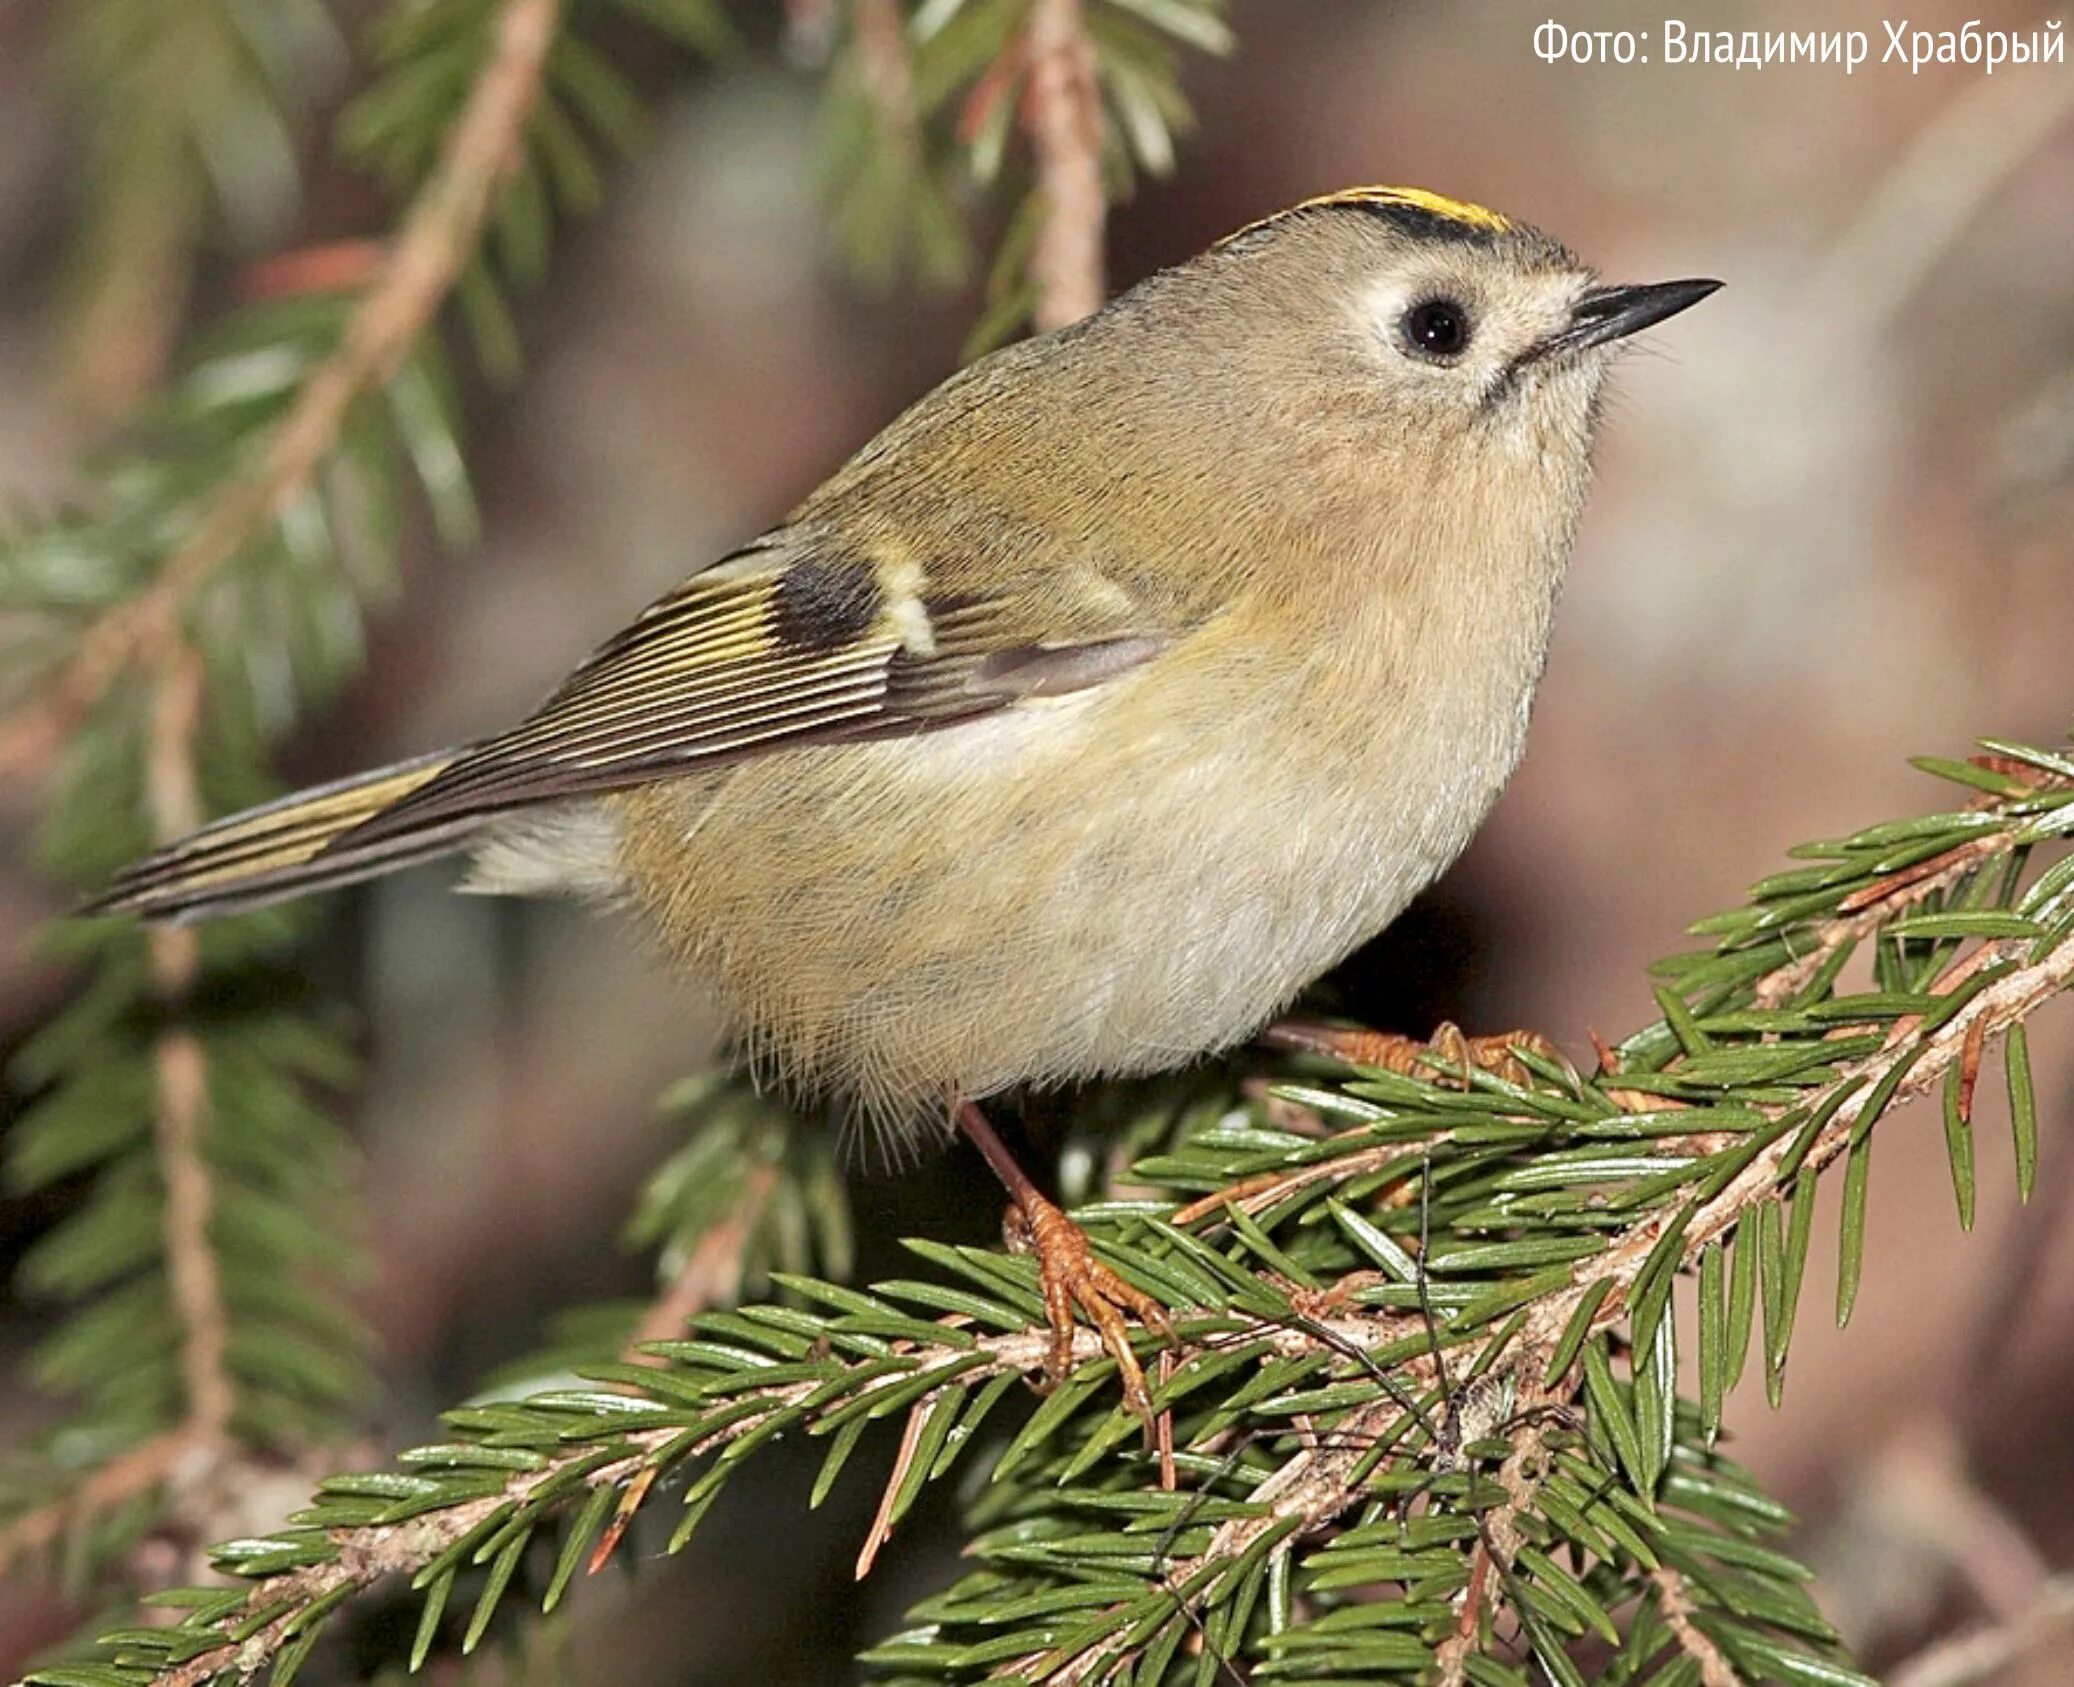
xmin=95 ymin=188 xmax=1717 ymax=1147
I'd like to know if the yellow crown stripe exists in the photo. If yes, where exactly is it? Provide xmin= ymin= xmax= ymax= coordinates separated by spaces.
xmin=1220 ymin=185 xmax=1511 ymax=247
xmin=1324 ymin=186 xmax=1511 ymax=230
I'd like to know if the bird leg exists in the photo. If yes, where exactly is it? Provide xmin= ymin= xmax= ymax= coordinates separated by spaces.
xmin=1265 ymin=1019 xmax=1572 ymax=1089
xmin=954 ymin=1100 xmax=1172 ymax=1424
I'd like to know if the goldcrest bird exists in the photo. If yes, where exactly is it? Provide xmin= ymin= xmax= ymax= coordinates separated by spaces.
xmin=96 ymin=187 xmax=1718 ymax=1418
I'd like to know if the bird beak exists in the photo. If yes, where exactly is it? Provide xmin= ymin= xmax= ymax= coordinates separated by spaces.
xmin=1530 ymin=277 xmax=1722 ymax=361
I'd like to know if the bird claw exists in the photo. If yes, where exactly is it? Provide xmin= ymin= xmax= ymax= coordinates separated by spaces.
xmin=1268 ymin=1019 xmax=1572 ymax=1089
xmin=1003 ymin=1194 xmax=1172 ymax=1426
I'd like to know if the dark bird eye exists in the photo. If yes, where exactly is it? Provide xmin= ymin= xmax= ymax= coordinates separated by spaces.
xmin=1403 ymin=297 xmax=1472 ymax=359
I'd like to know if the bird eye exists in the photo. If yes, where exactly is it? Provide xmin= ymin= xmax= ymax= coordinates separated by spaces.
xmin=1402 ymin=297 xmax=1472 ymax=360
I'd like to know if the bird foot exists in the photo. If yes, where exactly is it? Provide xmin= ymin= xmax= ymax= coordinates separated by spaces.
xmin=1003 ymin=1193 xmax=1173 ymax=1426
xmin=1267 ymin=1019 xmax=1571 ymax=1089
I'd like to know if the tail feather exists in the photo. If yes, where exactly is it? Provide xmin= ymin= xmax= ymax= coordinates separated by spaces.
xmin=89 ymin=750 xmax=471 ymax=922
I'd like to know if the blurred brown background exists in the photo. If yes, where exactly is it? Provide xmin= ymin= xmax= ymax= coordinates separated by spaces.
xmin=3 ymin=0 xmax=2073 ymax=1680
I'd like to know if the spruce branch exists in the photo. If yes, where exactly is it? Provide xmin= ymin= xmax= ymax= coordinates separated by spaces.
xmin=3 ymin=0 xmax=725 ymax=1602
xmin=0 ymin=0 xmax=561 ymax=786
xmin=52 ymin=0 xmax=341 ymax=427
xmin=1648 ymin=1564 xmax=1745 ymax=1687
xmin=1024 ymin=0 xmax=1107 ymax=329
xmin=145 ymin=651 xmax=235 ymax=1452
xmin=31 ymin=739 xmax=2074 ymax=1684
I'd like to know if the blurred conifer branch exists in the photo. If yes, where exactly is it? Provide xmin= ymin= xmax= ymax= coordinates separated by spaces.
xmin=804 ymin=0 xmax=1228 ymax=341
xmin=21 ymin=744 xmax=2073 ymax=1685
xmin=0 ymin=0 xmax=723 ymax=1611
xmin=51 ymin=0 xmax=343 ymax=428
xmin=0 ymin=0 xmax=562 ymax=786
xmin=3 ymin=4 xmax=1223 ymax=1644
xmin=1023 ymin=0 xmax=1107 ymax=328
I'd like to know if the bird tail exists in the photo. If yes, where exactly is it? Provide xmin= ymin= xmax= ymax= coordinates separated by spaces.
xmin=88 ymin=750 xmax=477 ymax=922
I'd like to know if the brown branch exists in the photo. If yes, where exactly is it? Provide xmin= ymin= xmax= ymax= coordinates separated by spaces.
xmin=1751 ymin=833 xmax=2016 ymax=1009
xmin=0 ymin=1431 xmax=192 ymax=1577
xmin=1650 ymin=1565 xmax=1744 ymax=1687
xmin=853 ymin=0 xmax=922 ymax=162
xmin=1023 ymin=0 xmax=1106 ymax=330
xmin=1433 ymin=1408 xmax=1561 ymax=1687
xmin=146 ymin=648 xmax=235 ymax=1448
xmin=0 ymin=0 xmax=562 ymax=784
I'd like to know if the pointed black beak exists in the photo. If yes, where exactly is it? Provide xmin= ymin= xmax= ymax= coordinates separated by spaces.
xmin=1532 ymin=277 xmax=1722 ymax=361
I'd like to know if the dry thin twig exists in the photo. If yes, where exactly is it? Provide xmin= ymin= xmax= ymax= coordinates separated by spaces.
xmin=1023 ymin=0 xmax=1106 ymax=330
xmin=855 ymin=1396 xmax=931 ymax=1580
xmin=0 ymin=0 xmax=563 ymax=783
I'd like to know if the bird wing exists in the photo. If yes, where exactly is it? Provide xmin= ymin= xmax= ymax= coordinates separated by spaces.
xmin=335 ymin=529 xmax=1174 ymax=846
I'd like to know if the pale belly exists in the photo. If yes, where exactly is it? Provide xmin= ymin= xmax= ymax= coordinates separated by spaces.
xmin=602 ymin=648 xmax=1529 ymax=1141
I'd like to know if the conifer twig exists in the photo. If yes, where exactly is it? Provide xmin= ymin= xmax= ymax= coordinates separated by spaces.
xmin=0 ymin=1432 xmax=191 ymax=1576
xmin=1527 ymin=926 xmax=2074 ymax=1358
xmin=93 ymin=1310 xmax=1428 ymax=1685
xmin=1751 ymin=832 xmax=2017 ymax=1009
xmin=0 ymin=0 xmax=565 ymax=1584
xmin=0 ymin=0 xmax=563 ymax=783
xmin=1650 ymin=1565 xmax=1745 ymax=1687
xmin=853 ymin=0 xmax=922 ymax=163
xmin=1024 ymin=0 xmax=1106 ymax=329
xmin=143 ymin=1436 xmax=670 ymax=1687
xmin=146 ymin=647 xmax=235 ymax=1449
xmin=1100 ymin=916 xmax=2074 ymax=1660
xmin=626 ymin=1162 xmax=780 ymax=1354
